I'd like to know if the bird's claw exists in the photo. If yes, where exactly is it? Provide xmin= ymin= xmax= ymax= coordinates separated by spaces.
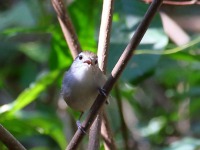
xmin=98 ymin=88 xmax=109 ymax=104
xmin=76 ymin=120 xmax=87 ymax=134
xmin=98 ymin=88 xmax=107 ymax=97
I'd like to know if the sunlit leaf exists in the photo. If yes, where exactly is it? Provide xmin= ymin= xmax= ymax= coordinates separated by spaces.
xmin=0 ymin=1 xmax=35 ymax=30
xmin=163 ymin=137 xmax=200 ymax=150
xmin=19 ymin=42 xmax=49 ymax=63
xmin=1 ymin=110 xmax=67 ymax=149
xmin=68 ymin=0 xmax=101 ymax=52
xmin=0 ymin=69 xmax=63 ymax=115
xmin=140 ymin=116 xmax=167 ymax=137
xmin=108 ymin=0 xmax=168 ymax=82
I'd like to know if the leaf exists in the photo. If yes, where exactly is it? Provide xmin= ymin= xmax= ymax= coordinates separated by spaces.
xmin=163 ymin=137 xmax=200 ymax=150
xmin=49 ymin=27 xmax=72 ymax=70
xmin=135 ymin=37 xmax=200 ymax=56
xmin=108 ymin=0 xmax=168 ymax=82
xmin=19 ymin=42 xmax=49 ymax=63
xmin=156 ymin=57 xmax=200 ymax=88
xmin=68 ymin=0 xmax=101 ymax=52
xmin=140 ymin=116 xmax=167 ymax=137
xmin=1 ymin=110 xmax=67 ymax=150
xmin=0 ymin=1 xmax=35 ymax=31
xmin=0 ymin=69 xmax=63 ymax=115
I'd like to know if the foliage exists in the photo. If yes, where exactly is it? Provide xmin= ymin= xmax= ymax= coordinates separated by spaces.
xmin=0 ymin=0 xmax=200 ymax=150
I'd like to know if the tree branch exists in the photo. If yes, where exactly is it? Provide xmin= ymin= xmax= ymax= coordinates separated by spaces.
xmin=142 ymin=0 xmax=200 ymax=5
xmin=66 ymin=0 xmax=163 ymax=149
xmin=97 ymin=0 xmax=114 ymax=72
xmin=0 ymin=124 xmax=26 ymax=150
xmin=114 ymin=84 xmax=129 ymax=150
xmin=51 ymin=0 xmax=82 ymax=59
xmin=89 ymin=0 xmax=115 ymax=149
xmin=101 ymin=110 xmax=117 ymax=150
xmin=96 ymin=0 xmax=116 ymax=150
xmin=160 ymin=11 xmax=190 ymax=46
xmin=88 ymin=113 xmax=102 ymax=150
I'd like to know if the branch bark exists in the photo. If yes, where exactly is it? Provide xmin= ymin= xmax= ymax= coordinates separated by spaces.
xmin=88 ymin=113 xmax=102 ymax=150
xmin=51 ymin=0 xmax=82 ymax=59
xmin=142 ymin=0 xmax=200 ymax=5
xmin=97 ymin=0 xmax=116 ymax=150
xmin=66 ymin=0 xmax=163 ymax=149
xmin=160 ymin=11 xmax=190 ymax=46
xmin=89 ymin=0 xmax=115 ymax=149
xmin=97 ymin=0 xmax=114 ymax=72
xmin=101 ymin=110 xmax=117 ymax=150
xmin=114 ymin=84 xmax=129 ymax=150
xmin=88 ymin=0 xmax=115 ymax=149
xmin=0 ymin=124 xmax=26 ymax=150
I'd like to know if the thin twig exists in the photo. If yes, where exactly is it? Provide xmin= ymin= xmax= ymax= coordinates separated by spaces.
xmin=142 ymin=0 xmax=200 ymax=5
xmin=66 ymin=0 xmax=163 ymax=149
xmin=51 ymin=0 xmax=82 ymax=59
xmin=101 ymin=110 xmax=117 ymax=150
xmin=114 ymin=84 xmax=129 ymax=150
xmin=0 ymin=124 xmax=26 ymax=150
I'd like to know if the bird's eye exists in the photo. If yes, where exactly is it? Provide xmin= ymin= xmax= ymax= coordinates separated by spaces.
xmin=79 ymin=55 xmax=83 ymax=60
xmin=94 ymin=60 xmax=98 ymax=65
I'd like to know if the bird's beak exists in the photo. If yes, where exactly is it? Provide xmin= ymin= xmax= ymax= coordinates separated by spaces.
xmin=83 ymin=59 xmax=92 ymax=65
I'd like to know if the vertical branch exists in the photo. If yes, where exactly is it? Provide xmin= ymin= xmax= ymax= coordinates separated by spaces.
xmin=66 ymin=0 xmax=163 ymax=149
xmin=88 ymin=0 xmax=116 ymax=150
xmin=101 ymin=110 xmax=117 ymax=150
xmin=88 ymin=114 xmax=102 ymax=150
xmin=97 ymin=0 xmax=114 ymax=72
xmin=0 ymin=125 xmax=26 ymax=150
xmin=114 ymin=84 xmax=129 ymax=150
xmin=51 ymin=0 xmax=82 ymax=59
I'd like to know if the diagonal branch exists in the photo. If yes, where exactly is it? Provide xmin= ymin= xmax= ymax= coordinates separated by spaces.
xmin=51 ymin=0 xmax=82 ymax=59
xmin=0 ymin=124 xmax=26 ymax=150
xmin=66 ymin=0 xmax=163 ymax=149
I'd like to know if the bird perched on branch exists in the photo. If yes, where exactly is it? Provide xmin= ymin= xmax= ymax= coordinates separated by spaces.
xmin=61 ymin=51 xmax=107 ymax=131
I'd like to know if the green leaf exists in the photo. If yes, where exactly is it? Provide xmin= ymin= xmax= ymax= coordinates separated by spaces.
xmin=0 ymin=69 xmax=62 ymax=115
xmin=1 ymin=110 xmax=67 ymax=149
xmin=135 ymin=37 xmax=200 ymax=56
xmin=108 ymin=0 xmax=168 ymax=82
xmin=0 ymin=1 xmax=35 ymax=31
xmin=163 ymin=137 xmax=200 ymax=150
xmin=49 ymin=27 xmax=72 ymax=70
xmin=140 ymin=116 xmax=167 ymax=137
xmin=19 ymin=42 xmax=49 ymax=63
xmin=68 ymin=0 xmax=101 ymax=52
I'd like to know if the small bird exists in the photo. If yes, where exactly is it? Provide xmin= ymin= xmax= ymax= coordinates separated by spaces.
xmin=61 ymin=51 xmax=106 ymax=119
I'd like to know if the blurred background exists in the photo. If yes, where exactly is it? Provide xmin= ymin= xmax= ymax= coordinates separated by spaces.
xmin=0 ymin=0 xmax=200 ymax=150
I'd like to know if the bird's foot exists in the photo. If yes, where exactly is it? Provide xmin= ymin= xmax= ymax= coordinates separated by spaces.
xmin=76 ymin=120 xmax=87 ymax=134
xmin=98 ymin=88 xmax=109 ymax=104
xmin=98 ymin=88 xmax=107 ymax=97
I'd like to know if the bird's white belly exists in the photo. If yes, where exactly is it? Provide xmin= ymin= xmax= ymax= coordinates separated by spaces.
xmin=66 ymin=68 xmax=98 ymax=111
